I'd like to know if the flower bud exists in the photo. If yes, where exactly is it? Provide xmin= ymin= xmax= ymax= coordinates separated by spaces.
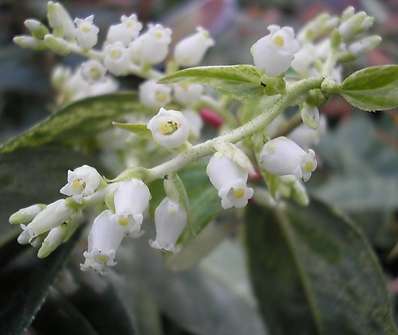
xmin=341 ymin=6 xmax=355 ymax=21
xmin=300 ymin=103 xmax=320 ymax=129
xmin=150 ymin=197 xmax=187 ymax=252
xmin=206 ymin=153 xmax=254 ymax=209
xmin=13 ymin=35 xmax=44 ymax=50
xmin=259 ymin=136 xmax=317 ymax=182
xmin=251 ymin=25 xmax=300 ymax=77
xmin=184 ymin=109 xmax=203 ymax=139
xmin=74 ymin=15 xmax=99 ymax=50
xmin=80 ymin=60 xmax=106 ymax=83
xmin=173 ymin=83 xmax=203 ymax=106
xmin=19 ymin=199 xmax=74 ymax=241
xmin=289 ymin=115 xmax=327 ymax=150
xmin=113 ymin=179 xmax=151 ymax=236
xmin=103 ymin=41 xmax=130 ymax=75
xmin=9 ymin=204 xmax=46 ymax=225
xmin=280 ymin=175 xmax=309 ymax=206
xmin=51 ymin=65 xmax=71 ymax=89
xmin=291 ymin=44 xmax=316 ymax=75
xmin=60 ymin=165 xmax=103 ymax=201
xmin=24 ymin=19 xmax=49 ymax=39
xmin=147 ymin=108 xmax=190 ymax=148
xmin=338 ymin=11 xmax=374 ymax=41
xmin=348 ymin=35 xmax=382 ymax=55
xmin=44 ymin=34 xmax=71 ymax=55
xmin=128 ymin=24 xmax=172 ymax=65
xmin=298 ymin=14 xmax=339 ymax=42
xmin=174 ymin=27 xmax=214 ymax=67
xmin=81 ymin=210 xmax=128 ymax=273
xmin=106 ymin=14 xmax=142 ymax=46
xmin=47 ymin=1 xmax=76 ymax=40
xmin=139 ymin=80 xmax=172 ymax=108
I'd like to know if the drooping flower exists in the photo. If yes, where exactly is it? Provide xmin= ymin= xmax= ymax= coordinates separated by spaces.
xmin=113 ymin=179 xmax=151 ymax=236
xmin=259 ymin=136 xmax=317 ymax=182
xmin=74 ymin=15 xmax=99 ymax=49
xmin=106 ymin=14 xmax=142 ymax=46
xmin=251 ymin=25 xmax=300 ymax=76
xmin=173 ymin=83 xmax=203 ymax=106
xmin=139 ymin=80 xmax=172 ymax=108
xmin=60 ymin=165 xmax=103 ymax=201
xmin=206 ymin=153 xmax=254 ymax=209
xmin=174 ymin=27 xmax=214 ymax=67
xmin=147 ymin=108 xmax=190 ymax=148
xmin=81 ymin=210 xmax=127 ymax=273
xmin=128 ymin=24 xmax=172 ymax=65
xmin=288 ymin=115 xmax=327 ymax=150
xmin=150 ymin=197 xmax=187 ymax=253
xmin=103 ymin=41 xmax=130 ymax=75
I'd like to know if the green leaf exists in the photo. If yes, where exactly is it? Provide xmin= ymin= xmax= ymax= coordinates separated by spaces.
xmin=0 ymin=92 xmax=149 ymax=153
xmin=246 ymin=198 xmax=398 ymax=335
xmin=159 ymin=65 xmax=267 ymax=99
xmin=112 ymin=121 xmax=152 ymax=137
xmin=341 ymin=65 xmax=398 ymax=111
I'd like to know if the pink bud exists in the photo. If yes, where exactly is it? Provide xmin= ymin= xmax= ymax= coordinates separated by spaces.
xmin=200 ymin=108 xmax=223 ymax=128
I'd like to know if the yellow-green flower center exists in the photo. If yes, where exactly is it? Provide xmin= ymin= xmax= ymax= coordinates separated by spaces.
xmin=71 ymin=179 xmax=85 ymax=193
xmin=233 ymin=187 xmax=245 ymax=199
xmin=273 ymin=35 xmax=285 ymax=47
xmin=159 ymin=120 xmax=179 ymax=135
xmin=118 ymin=216 xmax=129 ymax=226
xmin=95 ymin=254 xmax=109 ymax=264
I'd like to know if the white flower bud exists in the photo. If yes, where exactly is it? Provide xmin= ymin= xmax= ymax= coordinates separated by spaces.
xmin=113 ymin=179 xmax=151 ymax=236
xmin=9 ymin=204 xmax=46 ymax=225
xmin=128 ymin=24 xmax=172 ymax=65
xmin=44 ymin=34 xmax=71 ymax=55
xmin=206 ymin=153 xmax=254 ymax=209
xmin=19 ymin=199 xmax=74 ymax=241
xmin=24 ymin=19 xmax=49 ymax=39
xmin=81 ymin=210 xmax=127 ymax=273
xmin=300 ymin=104 xmax=320 ymax=129
xmin=173 ymin=83 xmax=203 ymax=106
xmin=341 ymin=6 xmax=355 ymax=21
xmin=139 ymin=80 xmax=172 ymax=108
xmin=106 ymin=14 xmax=142 ymax=46
xmin=291 ymin=44 xmax=316 ymax=75
xmin=51 ymin=65 xmax=71 ymax=90
xmin=251 ymin=25 xmax=300 ymax=76
xmin=259 ymin=136 xmax=317 ymax=182
xmin=348 ymin=35 xmax=382 ymax=55
xmin=338 ymin=11 xmax=374 ymax=41
xmin=74 ymin=15 xmax=99 ymax=49
xmin=150 ymin=197 xmax=187 ymax=252
xmin=280 ymin=175 xmax=309 ymax=206
xmin=13 ymin=36 xmax=44 ymax=50
xmin=184 ymin=109 xmax=203 ymax=138
xmin=103 ymin=41 xmax=130 ymax=76
xmin=174 ymin=27 xmax=214 ymax=67
xmin=289 ymin=115 xmax=327 ymax=150
xmin=147 ymin=108 xmax=190 ymax=148
xmin=80 ymin=60 xmax=106 ymax=83
xmin=60 ymin=165 xmax=103 ymax=201
xmin=47 ymin=1 xmax=76 ymax=40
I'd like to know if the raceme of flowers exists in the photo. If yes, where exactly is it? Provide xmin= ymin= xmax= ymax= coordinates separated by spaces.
xmin=10 ymin=2 xmax=380 ymax=273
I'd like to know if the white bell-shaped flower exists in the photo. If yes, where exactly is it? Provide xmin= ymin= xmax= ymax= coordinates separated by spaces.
xmin=206 ymin=153 xmax=254 ymax=209
xmin=251 ymin=25 xmax=300 ymax=76
xmin=289 ymin=115 xmax=327 ymax=150
xmin=147 ymin=108 xmax=190 ymax=148
xmin=103 ymin=41 xmax=130 ymax=75
xmin=60 ymin=165 xmax=103 ymax=201
xmin=184 ymin=109 xmax=203 ymax=139
xmin=74 ymin=15 xmax=99 ymax=49
xmin=80 ymin=60 xmax=106 ymax=83
xmin=18 ymin=199 xmax=74 ymax=242
xmin=259 ymin=136 xmax=317 ymax=182
xmin=150 ymin=197 xmax=187 ymax=253
xmin=173 ymin=83 xmax=203 ymax=106
xmin=113 ymin=179 xmax=151 ymax=236
xmin=106 ymin=14 xmax=142 ymax=46
xmin=128 ymin=24 xmax=172 ymax=65
xmin=47 ymin=1 xmax=75 ymax=40
xmin=81 ymin=210 xmax=128 ymax=273
xmin=291 ymin=44 xmax=316 ymax=75
xmin=174 ymin=27 xmax=214 ymax=67
xmin=139 ymin=80 xmax=172 ymax=108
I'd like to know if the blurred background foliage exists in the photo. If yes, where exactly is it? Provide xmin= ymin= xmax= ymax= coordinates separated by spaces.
xmin=1 ymin=0 xmax=398 ymax=334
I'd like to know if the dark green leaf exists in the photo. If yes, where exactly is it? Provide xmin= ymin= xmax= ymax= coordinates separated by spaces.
xmin=159 ymin=65 xmax=267 ymax=99
xmin=341 ymin=65 xmax=398 ymax=111
xmin=0 ymin=92 xmax=149 ymax=153
xmin=246 ymin=198 xmax=398 ymax=335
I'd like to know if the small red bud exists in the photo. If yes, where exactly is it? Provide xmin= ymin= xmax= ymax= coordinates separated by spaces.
xmin=200 ymin=108 xmax=224 ymax=128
